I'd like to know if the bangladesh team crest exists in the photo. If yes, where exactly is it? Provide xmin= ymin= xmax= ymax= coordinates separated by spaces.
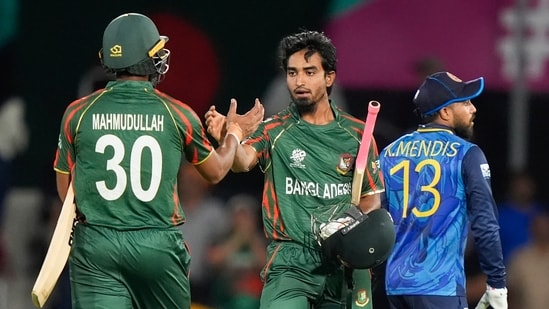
xmin=371 ymin=159 xmax=380 ymax=174
xmin=336 ymin=153 xmax=354 ymax=175
xmin=355 ymin=289 xmax=370 ymax=307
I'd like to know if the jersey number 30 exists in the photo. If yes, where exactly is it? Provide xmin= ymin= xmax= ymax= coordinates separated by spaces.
xmin=95 ymin=134 xmax=162 ymax=202
xmin=389 ymin=159 xmax=441 ymax=218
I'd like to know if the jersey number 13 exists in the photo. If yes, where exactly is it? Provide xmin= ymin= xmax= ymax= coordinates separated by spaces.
xmin=389 ymin=159 xmax=441 ymax=218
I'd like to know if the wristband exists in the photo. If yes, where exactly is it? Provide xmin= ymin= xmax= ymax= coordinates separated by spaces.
xmin=226 ymin=123 xmax=243 ymax=143
xmin=226 ymin=132 xmax=241 ymax=144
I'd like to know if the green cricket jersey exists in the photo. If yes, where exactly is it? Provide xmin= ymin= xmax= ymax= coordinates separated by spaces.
xmin=245 ymin=101 xmax=384 ymax=249
xmin=54 ymin=80 xmax=213 ymax=229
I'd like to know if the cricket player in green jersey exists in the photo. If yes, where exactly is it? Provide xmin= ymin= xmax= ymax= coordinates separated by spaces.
xmin=205 ymin=30 xmax=385 ymax=309
xmin=53 ymin=13 xmax=263 ymax=309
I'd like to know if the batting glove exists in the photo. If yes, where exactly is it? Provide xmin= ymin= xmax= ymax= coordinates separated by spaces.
xmin=319 ymin=217 xmax=354 ymax=240
xmin=475 ymin=284 xmax=508 ymax=309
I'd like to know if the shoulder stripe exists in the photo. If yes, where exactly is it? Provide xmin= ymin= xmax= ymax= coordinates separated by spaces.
xmin=155 ymin=90 xmax=213 ymax=162
xmin=340 ymin=113 xmax=364 ymax=126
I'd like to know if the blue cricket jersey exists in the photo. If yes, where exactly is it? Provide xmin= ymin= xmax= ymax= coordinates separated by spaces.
xmin=380 ymin=124 xmax=506 ymax=296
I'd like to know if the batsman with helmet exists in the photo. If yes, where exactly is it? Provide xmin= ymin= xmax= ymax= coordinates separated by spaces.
xmin=205 ymin=30 xmax=394 ymax=309
xmin=53 ymin=12 xmax=263 ymax=308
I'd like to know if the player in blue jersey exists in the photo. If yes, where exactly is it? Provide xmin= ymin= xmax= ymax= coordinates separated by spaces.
xmin=379 ymin=72 xmax=507 ymax=309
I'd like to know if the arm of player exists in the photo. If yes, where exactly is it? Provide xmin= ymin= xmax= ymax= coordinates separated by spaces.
xmin=56 ymin=172 xmax=71 ymax=202
xmin=204 ymin=99 xmax=262 ymax=172
xmin=464 ymin=147 xmax=507 ymax=308
xmin=231 ymin=142 xmax=259 ymax=173
xmin=358 ymin=192 xmax=382 ymax=214
xmin=195 ymin=99 xmax=256 ymax=183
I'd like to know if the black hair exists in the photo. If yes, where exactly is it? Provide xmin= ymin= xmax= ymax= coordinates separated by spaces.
xmin=105 ymin=57 xmax=162 ymax=86
xmin=278 ymin=30 xmax=337 ymax=73
xmin=278 ymin=30 xmax=337 ymax=95
xmin=104 ymin=57 xmax=156 ymax=77
xmin=414 ymin=107 xmax=437 ymax=124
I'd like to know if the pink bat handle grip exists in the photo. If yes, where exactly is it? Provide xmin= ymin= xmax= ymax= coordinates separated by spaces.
xmin=351 ymin=101 xmax=381 ymax=206
xmin=355 ymin=101 xmax=380 ymax=171
xmin=368 ymin=100 xmax=381 ymax=116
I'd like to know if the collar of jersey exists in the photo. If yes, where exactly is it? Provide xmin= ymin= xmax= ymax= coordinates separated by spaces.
xmin=289 ymin=99 xmax=341 ymax=129
xmin=416 ymin=123 xmax=455 ymax=135
xmin=105 ymin=80 xmax=155 ymax=91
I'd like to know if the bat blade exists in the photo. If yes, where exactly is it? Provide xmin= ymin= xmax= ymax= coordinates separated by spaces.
xmin=31 ymin=182 xmax=76 ymax=308
xmin=351 ymin=101 xmax=381 ymax=206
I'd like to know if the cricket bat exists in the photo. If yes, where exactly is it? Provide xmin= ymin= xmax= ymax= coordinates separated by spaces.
xmin=351 ymin=101 xmax=381 ymax=206
xmin=31 ymin=181 xmax=76 ymax=308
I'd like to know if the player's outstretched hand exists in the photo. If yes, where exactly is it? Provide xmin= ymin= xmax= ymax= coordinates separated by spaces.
xmin=228 ymin=98 xmax=264 ymax=139
xmin=475 ymin=284 xmax=507 ymax=309
xmin=205 ymin=105 xmax=226 ymax=143
xmin=225 ymin=99 xmax=244 ymax=143
xmin=205 ymin=98 xmax=264 ymax=144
